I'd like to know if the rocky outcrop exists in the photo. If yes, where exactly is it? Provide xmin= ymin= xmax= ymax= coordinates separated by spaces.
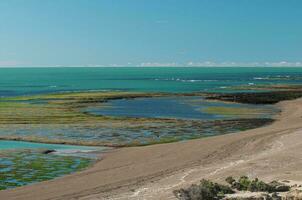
xmin=41 ymin=149 xmax=56 ymax=154
xmin=224 ymin=192 xmax=276 ymax=200
xmin=283 ymin=190 xmax=302 ymax=200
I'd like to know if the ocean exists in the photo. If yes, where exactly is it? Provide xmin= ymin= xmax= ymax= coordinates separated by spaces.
xmin=1 ymin=67 xmax=302 ymax=96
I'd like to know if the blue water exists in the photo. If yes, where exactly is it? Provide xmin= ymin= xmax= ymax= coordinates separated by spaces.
xmin=1 ymin=67 xmax=302 ymax=96
xmin=87 ymin=96 xmax=275 ymax=120
xmin=0 ymin=140 xmax=101 ymax=151
xmin=89 ymin=97 xmax=216 ymax=119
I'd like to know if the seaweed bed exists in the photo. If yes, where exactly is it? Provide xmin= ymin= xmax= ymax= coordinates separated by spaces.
xmin=0 ymin=149 xmax=90 ymax=190
xmin=206 ymin=89 xmax=302 ymax=104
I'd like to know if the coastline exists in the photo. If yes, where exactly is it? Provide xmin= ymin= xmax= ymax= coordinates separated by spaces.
xmin=1 ymin=97 xmax=302 ymax=199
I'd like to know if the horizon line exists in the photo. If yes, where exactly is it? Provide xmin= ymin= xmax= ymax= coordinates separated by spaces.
xmin=0 ymin=65 xmax=302 ymax=68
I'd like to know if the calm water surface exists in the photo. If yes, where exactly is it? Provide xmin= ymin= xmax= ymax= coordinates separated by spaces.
xmin=1 ymin=67 xmax=302 ymax=96
xmin=87 ymin=96 xmax=276 ymax=120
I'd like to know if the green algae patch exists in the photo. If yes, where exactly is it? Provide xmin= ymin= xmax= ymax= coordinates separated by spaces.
xmin=204 ymin=106 xmax=273 ymax=118
xmin=0 ymin=150 xmax=91 ymax=190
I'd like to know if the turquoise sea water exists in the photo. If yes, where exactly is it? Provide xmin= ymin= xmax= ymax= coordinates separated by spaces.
xmin=0 ymin=140 xmax=102 ymax=151
xmin=1 ymin=67 xmax=302 ymax=96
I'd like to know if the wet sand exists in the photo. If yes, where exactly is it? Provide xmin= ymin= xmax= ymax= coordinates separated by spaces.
xmin=1 ymin=98 xmax=302 ymax=200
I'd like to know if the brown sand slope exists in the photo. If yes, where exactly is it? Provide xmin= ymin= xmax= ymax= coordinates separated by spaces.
xmin=1 ymin=98 xmax=302 ymax=200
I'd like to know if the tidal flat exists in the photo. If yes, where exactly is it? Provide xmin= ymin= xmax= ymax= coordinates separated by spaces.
xmin=0 ymin=91 xmax=277 ymax=147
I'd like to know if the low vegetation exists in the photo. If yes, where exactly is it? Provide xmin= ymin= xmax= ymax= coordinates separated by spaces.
xmin=204 ymin=106 xmax=274 ymax=118
xmin=174 ymin=179 xmax=234 ymax=200
xmin=225 ymin=176 xmax=290 ymax=193
xmin=174 ymin=176 xmax=290 ymax=200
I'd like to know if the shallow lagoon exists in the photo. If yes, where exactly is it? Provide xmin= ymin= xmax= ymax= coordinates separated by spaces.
xmin=86 ymin=96 xmax=277 ymax=120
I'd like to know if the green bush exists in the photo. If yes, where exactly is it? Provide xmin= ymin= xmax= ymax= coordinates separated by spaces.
xmin=226 ymin=176 xmax=289 ymax=193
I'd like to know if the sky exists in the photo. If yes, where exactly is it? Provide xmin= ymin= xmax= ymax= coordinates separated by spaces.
xmin=0 ymin=0 xmax=301 ymax=67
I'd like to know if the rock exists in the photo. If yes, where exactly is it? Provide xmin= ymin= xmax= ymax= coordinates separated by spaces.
xmin=224 ymin=192 xmax=272 ymax=200
xmin=41 ymin=149 xmax=56 ymax=154
xmin=283 ymin=190 xmax=302 ymax=200
xmin=275 ymin=185 xmax=291 ymax=192
xmin=271 ymin=192 xmax=281 ymax=200
xmin=269 ymin=181 xmax=290 ymax=192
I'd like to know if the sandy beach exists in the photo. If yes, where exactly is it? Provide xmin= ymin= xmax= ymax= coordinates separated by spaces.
xmin=1 ymin=97 xmax=302 ymax=200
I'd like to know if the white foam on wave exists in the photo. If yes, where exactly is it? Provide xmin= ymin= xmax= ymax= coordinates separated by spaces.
xmin=253 ymin=75 xmax=292 ymax=80
xmin=253 ymin=77 xmax=267 ymax=80
xmin=154 ymin=78 xmax=218 ymax=82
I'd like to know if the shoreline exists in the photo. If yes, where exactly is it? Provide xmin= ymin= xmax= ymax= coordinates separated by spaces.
xmin=1 ymin=97 xmax=302 ymax=199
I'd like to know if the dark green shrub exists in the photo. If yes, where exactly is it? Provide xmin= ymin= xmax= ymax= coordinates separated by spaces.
xmin=238 ymin=176 xmax=251 ymax=190
xmin=173 ymin=176 xmax=289 ymax=200
xmin=226 ymin=176 xmax=290 ymax=193
xmin=174 ymin=179 xmax=234 ymax=200
xmin=225 ymin=176 xmax=235 ymax=185
xmin=173 ymin=184 xmax=217 ymax=200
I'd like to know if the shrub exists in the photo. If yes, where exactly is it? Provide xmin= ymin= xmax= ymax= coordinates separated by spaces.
xmin=173 ymin=176 xmax=289 ymax=200
xmin=226 ymin=176 xmax=290 ymax=193
xmin=174 ymin=179 xmax=234 ymax=200
xmin=225 ymin=176 xmax=235 ymax=185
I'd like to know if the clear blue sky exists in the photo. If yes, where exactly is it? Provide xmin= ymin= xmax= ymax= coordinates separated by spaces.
xmin=0 ymin=0 xmax=301 ymax=67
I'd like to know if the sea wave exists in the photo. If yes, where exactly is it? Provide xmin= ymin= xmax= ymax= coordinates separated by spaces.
xmin=253 ymin=75 xmax=292 ymax=80
xmin=154 ymin=78 xmax=218 ymax=82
